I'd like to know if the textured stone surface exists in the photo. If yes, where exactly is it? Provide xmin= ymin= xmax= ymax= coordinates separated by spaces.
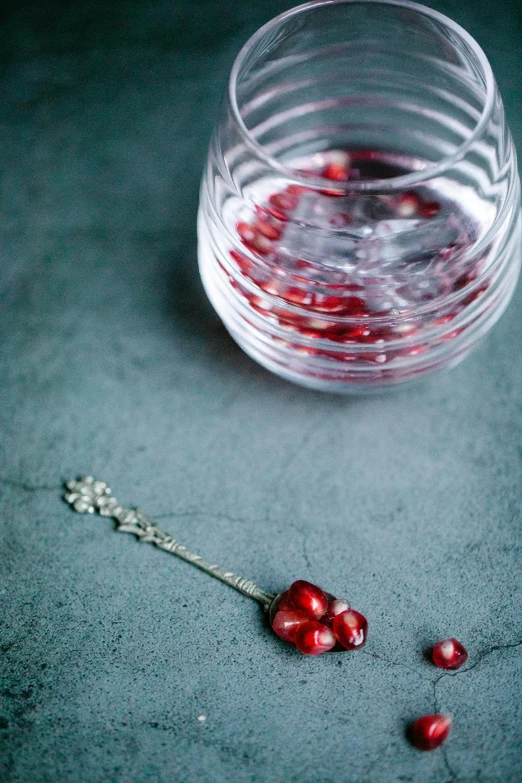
xmin=1 ymin=1 xmax=521 ymax=781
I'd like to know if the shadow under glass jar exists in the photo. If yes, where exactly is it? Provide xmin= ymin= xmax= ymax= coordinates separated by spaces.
xmin=198 ymin=0 xmax=521 ymax=393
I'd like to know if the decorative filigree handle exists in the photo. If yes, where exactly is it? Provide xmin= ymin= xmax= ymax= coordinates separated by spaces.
xmin=64 ymin=476 xmax=275 ymax=609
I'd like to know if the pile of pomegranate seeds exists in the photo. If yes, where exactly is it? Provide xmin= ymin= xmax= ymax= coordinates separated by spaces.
xmin=222 ymin=149 xmax=490 ymax=378
xmin=270 ymin=580 xmax=368 ymax=656
xmin=411 ymin=714 xmax=453 ymax=751
xmin=432 ymin=637 xmax=468 ymax=670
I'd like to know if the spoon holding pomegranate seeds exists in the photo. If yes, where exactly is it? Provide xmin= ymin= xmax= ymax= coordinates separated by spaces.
xmin=64 ymin=478 xmax=368 ymax=656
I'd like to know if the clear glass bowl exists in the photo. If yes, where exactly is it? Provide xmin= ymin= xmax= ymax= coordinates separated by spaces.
xmin=198 ymin=0 xmax=521 ymax=393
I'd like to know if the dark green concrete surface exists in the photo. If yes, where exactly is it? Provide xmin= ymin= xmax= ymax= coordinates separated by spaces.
xmin=1 ymin=1 xmax=521 ymax=781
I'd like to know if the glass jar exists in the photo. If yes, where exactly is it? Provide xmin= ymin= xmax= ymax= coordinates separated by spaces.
xmin=198 ymin=0 xmax=521 ymax=393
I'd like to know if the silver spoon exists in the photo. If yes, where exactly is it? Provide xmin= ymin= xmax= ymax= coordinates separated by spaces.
xmin=63 ymin=476 xmax=276 ymax=609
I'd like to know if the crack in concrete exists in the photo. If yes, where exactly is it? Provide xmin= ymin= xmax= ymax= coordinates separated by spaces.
xmin=441 ymin=743 xmax=458 ymax=783
xmin=431 ymin=639 xmax=522 ymax=783
xmin=301 ymin=533 xmax=313 ymax=573
xmin=433 ymin=638 xmax=522 ymax=704
xmin=0 ymin=478 xmax=62 ymax=493
xmin=360 ymin=649 xmax=427 ymax=682
xmin=279 ymin=415 xmax=324 ymax=480
xmin=153 ymin=509 xmax=253 ymax=528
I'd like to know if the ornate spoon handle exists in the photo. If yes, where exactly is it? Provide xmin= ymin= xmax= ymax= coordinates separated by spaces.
xmin=63 ymin=476 xmax=275 ymax=609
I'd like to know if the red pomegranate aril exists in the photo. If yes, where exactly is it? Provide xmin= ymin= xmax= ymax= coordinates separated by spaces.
xmin=230 ymin=249 xmax=252 ymax=275
xmin=249 ymin=295 xmax=272 ymax=313
xmin=420 ymin=200 xmax=441 ymax=218
xmin=332 ymin=609 xmax=368 ymax=650
xmin=463 ymin=284 xmax=488 ymax=306
xmin=255 ymin=218 xmax=283 ymax=242
xmin=269 ymin=192 xmax=299 ymax=212
xmin=410 ymin=714 xmax=453 ymax=751
xmin=286 ymin=184 xmax=309 ymax=196
xmin=281 ymin=286 xmax=313 ymax=306
xmin=272 ymin=609 xmax=311 ymax=643
xmin=322 ymin=598 xmax=351 ymax=626
xmin=287 ymin=580 xmax=329 ymax=620
xmin=294 ymin=621 xmax=336 ymax=655
xmin=322 ymin=162 xmax=351 ymax=182
xmin=237 ymin=222 xmax=273 ymax=256
xmin=311 ymin=295 xmax=367 ymax=315
xmin=397 ymin=191 xmax=421 ymax=217
xmin=453 ymin=272 xmax=475 ymax=291
xmin=434 ymin=313 xmax=457 ymax=326
xmin=237 ymin=221 xmax=256 ymax=243
xmin=432 ymin=638 xmax=468 ymax=670
xmin=258 ymin=277 xmax=281 ymax=295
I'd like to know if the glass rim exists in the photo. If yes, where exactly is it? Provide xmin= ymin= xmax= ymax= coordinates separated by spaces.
xmin=228 ymin=0 xmax=496 ymax=193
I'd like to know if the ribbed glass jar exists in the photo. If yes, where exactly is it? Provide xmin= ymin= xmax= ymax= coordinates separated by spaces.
xmin=198 ymin=0 xmax=521 ymax=393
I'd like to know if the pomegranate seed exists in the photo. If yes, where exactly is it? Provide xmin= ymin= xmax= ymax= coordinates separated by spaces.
xmin=248 ymin=295 xmax=272 ymax=313
xmin=286 ymin=580 xmax=329 ymax=620
xmin=420 ymin=200 xmax=440 ymax=218
xmin=361 ymin=352 xmax=387 ymax=364
xmin=311 ymin=295 xmax=366 ymax=315
xmin=432 ymin=638 xmax=468 ymax=670
xmin=294 ymin=621 xmax=336 ymax=655
xmin=311 ymin=295 xmax=348 ymax=313
xmin=269 ymin=192 xmax=299 ymax=212
xmin=322 ymin=162 xmax=351 ymax=182
xmin=251 ymin=234 xmax=273 ymax=255
xmin=286 ymin=184 xmax=309 ymax=196
xmin=255 ymin=218 xmax=283 ymax=242
xmin=397 ymin=191 xmax=421 ymax=217
xmin=258 ymin=278 xmax=281 ymax=295
xmin=280 ymin=286 xmax=313 ymax=306
xmin=272 ymin=609 xmax=311 ymax=643
xmin=237 ymin=222 xmax=273 ymax=255
xmin=453 ymin=272 xmax=475 ymax=291
xmin=402 ymin=344 xmax=428 ymax=357
xmin=321 ymin=598 xmax=351 ymax=627
xmin=236 ymin=221 xmax=256 ymax=243
xmin=434 ymin=313 xmax=457 ymax=326
xmin=332 ymin=609 xmax=368 ymax=650
xmin=329 ymin=598 xmax=351 ymax=615
xmin=463 ymin=284 xmax=488 ymax=306
xmin=410 ymin=714 xmax=453 ymax=751
xmin=229 ymin=249 xmax=252 ymax=275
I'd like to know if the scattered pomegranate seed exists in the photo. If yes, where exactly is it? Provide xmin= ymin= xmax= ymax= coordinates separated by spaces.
xmin=432 ymin=638 xmax=468 ymax=670
xmin=332 ymin=609 xmax=368 ymax=650
xmin=272 ymin=609 xmax=311 ymax=643
xmin=410 ymin=714 xmax=453 ymax=751
xmin=286 ymin=580 xmax=329 ymax=620
xmin=294 ymin=621 xmax=336 ymax=655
